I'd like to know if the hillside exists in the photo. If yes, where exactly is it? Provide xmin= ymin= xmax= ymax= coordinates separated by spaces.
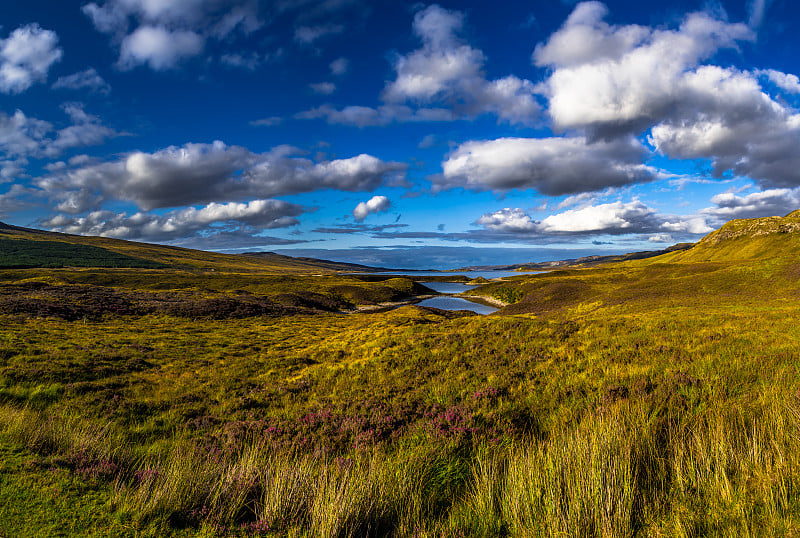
xmin=632 ymin=210 xmax=800 ymax=265
xmin=0 ymin=221 xmax=380 ymax=273
xmin=472 ymin=211 xmax=800 ymax=316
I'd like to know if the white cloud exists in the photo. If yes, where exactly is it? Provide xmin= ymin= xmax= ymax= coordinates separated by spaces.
xmin=536 ymin=201 xmax=655 ymax=233
xmin=473 ymin=200 xmax=712 ymax=239
xmin=757 ymin=68 xmax=800 ymax=94
xmin=0 ymin=24 xmax=62 ymax=94
xmin=648 ymin=233 xmax=674 ymax=243
xmin=42 ymin=199 xmax=304 ymax=241
xmin=660 ymin=217 xmax=713 ymax=234
xmin=702 ymin=188 xmax=800 ymax=219
xmin=535 ymin=3 xmax=753 ymax=136
xmin=119 ymin=26 xmax=204 ymax=70
xmin=83 ymin=0 xmax=263 ymax=70
xmin=437 ymin=136 xmax=656 ymax=195
xmin=747 ymin=0 xmax=774 ymax=29
xmin=52 ymin=68 xmax=110 ymax=94
xmin=40 ymin=141 xmax=406 ymax=210
xmin=47 ymin=104 xmax=119 ymax=157
xmin=648 ymin=66 xmax=800 ymax=188
xmin=0 ymin=110 xmax=51 ymax=157
xmin=533 ymin=3 xmax=800 ymax=190
xmin=353 ymin=195 xmax=390 ymax=222
xmin=309 ymin=82 xmax=336 ymax=95
xmin=475 ymin=208 xmax=536 ymax=232
xmin=330 ymin=57 xmax=349 ymax=76
xmin=300 ymin=4 xmax=539 ymax=126
xmin=384 ymin=5 xmax=539 ymax=125
xmin=0 ymin=106 xmax=117 ymax=163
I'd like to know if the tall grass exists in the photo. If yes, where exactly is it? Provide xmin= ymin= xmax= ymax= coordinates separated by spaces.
xmin=3 ymin=394 xmax=800 ymax=536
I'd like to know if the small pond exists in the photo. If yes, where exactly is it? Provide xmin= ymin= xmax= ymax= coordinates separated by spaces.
xmin=416 ymin=296 xmax=497 ymax=315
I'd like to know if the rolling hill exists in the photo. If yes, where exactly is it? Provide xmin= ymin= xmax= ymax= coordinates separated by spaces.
xmin=474 ymin=211 xmax=800 ymax=316
xmin=0 ymin=221 xmax=385 ymax=273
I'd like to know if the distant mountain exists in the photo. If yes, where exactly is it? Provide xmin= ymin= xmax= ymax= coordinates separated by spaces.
xmin=456 ymin=243 xmax=695 ymax=272
xmin=241 ymin=251 xmax=396 ymax=273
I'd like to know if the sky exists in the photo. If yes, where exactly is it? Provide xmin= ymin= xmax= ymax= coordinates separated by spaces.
xmin=2 ymin=0 xmax=800 ymax=269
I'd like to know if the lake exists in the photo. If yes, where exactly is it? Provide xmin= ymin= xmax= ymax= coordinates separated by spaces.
xmin=399 ymin=270 xmax=535 ymax=279
xmin=346 ymin=269 xmax=540 ymax=280
xmin=420 ymin=281 xmax=478 ymax=293
xmin=415 ymin=296 xmax=497 ymax=315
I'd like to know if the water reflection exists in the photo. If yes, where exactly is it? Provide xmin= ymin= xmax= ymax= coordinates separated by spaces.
xmin=416 ymin=296 xmax=497 ymax=315
xmin=421 ymin=281 xmax=478 ymax=294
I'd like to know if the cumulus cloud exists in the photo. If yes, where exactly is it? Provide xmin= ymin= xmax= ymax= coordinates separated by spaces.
xmin=0 ymin=24 xmax=62 ymax=93
xmin=701 ymin=188 xmax=800 ymax=220
xmin=757 ymin=68 xmax=800 ymax=94
xmin=299 ymin=4 xmax=539 ymax=126
xmin=0 ymin=110 xmax=51 ymax=157
xmin=436 ymin=136 xmax=656 ymax=195
xmin=474 ymin=201 xmax=712 ymax=239
xmin=83 ymin=0 xmax=263 ymax=70
xmin=475 ymin=208 xmax=536 ymax=232
xmin=0 ymin=106 xmax=118 ymax=163
xmin=536 ymin=201 xmax=657 ymax=233
xmin=353 ymin=195 xmax=390 ymax=222
xmin=119 ymin=26 xmax=204 ymax=70
xmin=40 ymin=141 xmax=406 ymax=211
xmin=647 ymin=66 xmax=800 ymax=188
xmin=528 ymin=3 xmax=800 ymax=190
xmin=52 ymin=68 xmax=110 ymax=94
xmin=42 ymin=199 xmax=304 ymax=241
xmin=535 ymin=2 xmax=753 ymax=137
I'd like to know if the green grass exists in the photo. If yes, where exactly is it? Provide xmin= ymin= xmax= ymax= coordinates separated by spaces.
xmin=1 ymin=212 xmax=800 ymax=535
xmin=0 ymin=238 xmax=166 ymax=269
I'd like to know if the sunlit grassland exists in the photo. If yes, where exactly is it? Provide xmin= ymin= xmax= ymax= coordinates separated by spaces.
xmin=3 ymin=214 xmax=800 ymax=535
xmin=2 ymin=292 xmax=800 ymax=535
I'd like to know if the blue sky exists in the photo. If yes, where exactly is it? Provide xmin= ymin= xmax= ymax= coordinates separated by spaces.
xmin=2 ymin=0 xmax=800 ymax=268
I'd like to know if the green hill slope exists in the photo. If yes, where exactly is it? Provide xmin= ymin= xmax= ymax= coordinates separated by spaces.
xmin=0 ymin=222 xmax=375 ymax=273
xmin=637 ymin=211 xmax=800 ymax=265
xmin=473 ymin=210 xmax=800 ymax=316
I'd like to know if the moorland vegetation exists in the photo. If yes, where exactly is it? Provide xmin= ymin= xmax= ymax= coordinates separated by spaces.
xmin=1 ymin=213 xmax=800 ymax=536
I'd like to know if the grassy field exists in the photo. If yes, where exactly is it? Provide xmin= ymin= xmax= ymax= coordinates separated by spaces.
xmin=1 ymin=214 xmax=800 ymax=536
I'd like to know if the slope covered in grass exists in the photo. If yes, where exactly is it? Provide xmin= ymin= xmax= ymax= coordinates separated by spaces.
xmin=0 ymin=238 xmax=167 ymax=269
xmin=0 ymin=221 xmax=381 ymax=273
xmin=0 ymin=213 xmax=799 ymax=536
